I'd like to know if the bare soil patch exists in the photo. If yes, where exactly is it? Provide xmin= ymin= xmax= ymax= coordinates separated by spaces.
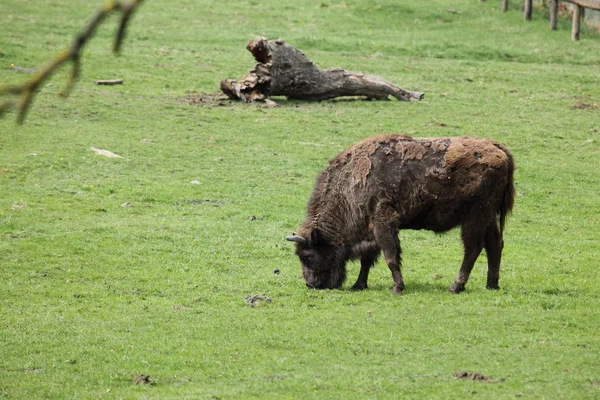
xmin=244 ymin=295 xmax=272 ymax=307
xmin=176 ymin=91 xmax=233 ymax=107
xmin=452 ymin=371 xmax=493 ymax=382
xmin=572 ymin=101 xmax=598 ymax=110
xmin=133 ymin=375 xmax=153 ymax=385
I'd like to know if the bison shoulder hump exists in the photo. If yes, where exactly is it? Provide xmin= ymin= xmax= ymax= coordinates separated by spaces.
xmin=444 ymin=137 xmax=508 ymax=170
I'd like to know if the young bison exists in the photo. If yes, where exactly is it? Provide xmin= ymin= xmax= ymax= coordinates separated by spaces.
xmin=287 ymin=134 xmax=515 ymax=294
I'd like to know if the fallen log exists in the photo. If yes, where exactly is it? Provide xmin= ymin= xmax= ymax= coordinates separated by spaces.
xmin=220 ymin=37 xmax=423 ymax=103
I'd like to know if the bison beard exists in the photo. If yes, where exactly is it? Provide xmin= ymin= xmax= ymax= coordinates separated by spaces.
xmin=287 ymin=134 xmax=515 ymax=294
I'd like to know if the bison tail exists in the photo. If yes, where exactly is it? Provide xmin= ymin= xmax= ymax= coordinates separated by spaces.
xmin=498 ymin=144 xmax=516 ymax=234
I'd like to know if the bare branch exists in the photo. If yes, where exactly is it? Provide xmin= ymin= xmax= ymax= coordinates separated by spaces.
xmin=0 ymin=0 xmax=144 ymax=124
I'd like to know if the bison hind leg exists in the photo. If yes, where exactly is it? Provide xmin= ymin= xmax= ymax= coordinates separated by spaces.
xmin=484 ymin=223 xmax=503 ymax=290
xmin=448 ymin=219 xmax=486 ymax=294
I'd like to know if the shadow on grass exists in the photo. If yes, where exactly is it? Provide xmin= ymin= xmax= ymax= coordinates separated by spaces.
xmin=174 ymin=92 xmax=408 ymax=108
xmin=339 ymin=281 xmax=451 ymax=295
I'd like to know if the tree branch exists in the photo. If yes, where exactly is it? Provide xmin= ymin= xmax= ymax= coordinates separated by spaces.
xmin=0 ymin=0 xmax=144 ymax=124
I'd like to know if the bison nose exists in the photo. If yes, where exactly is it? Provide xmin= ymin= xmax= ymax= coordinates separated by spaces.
xmin=306 ymin=283 xmax=315 ymax=289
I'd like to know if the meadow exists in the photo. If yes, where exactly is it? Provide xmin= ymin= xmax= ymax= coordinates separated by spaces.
xmin=1 ymin=0 xmax=599 ymax=398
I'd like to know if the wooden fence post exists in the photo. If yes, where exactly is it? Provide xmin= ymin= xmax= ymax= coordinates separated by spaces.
xmin=525 ymin=0 xmax=533 ymax=19
xmin=571 ymin=4 xmax=583 ymax=40
xmin=549 ymin=0 xmax=558 ymax=29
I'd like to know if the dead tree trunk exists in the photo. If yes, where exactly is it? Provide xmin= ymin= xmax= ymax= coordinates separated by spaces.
xmin=220 ymin=37 xmax=424 ymax=103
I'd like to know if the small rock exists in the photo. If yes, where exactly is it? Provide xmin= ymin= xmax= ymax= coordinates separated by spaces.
xmin=90 ymin=147 xmax=121 ymax=158
xmin=263 ymin=98 xmax=280 ymax=108
xmin=121 ymin=202 xmax=133 ymax=207
xmin=273 ymin=269 xmax=280 ymax=275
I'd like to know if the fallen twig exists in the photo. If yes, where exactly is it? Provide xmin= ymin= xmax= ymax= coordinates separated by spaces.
xmin=94 ymin=79 xmax=124 ymax=85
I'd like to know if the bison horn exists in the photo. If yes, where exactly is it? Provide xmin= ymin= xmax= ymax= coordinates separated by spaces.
xmin=286 ymin=235 xmax=307 ymax=244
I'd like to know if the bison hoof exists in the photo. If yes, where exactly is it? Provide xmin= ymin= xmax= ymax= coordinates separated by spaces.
xmin=350 ymin=284 xmax=368 ymax=291
xmin=392 ymin=287 xmax=404 ymax=295
xmin=486 ymin=285 xmax=500 ymax=290
xmin=448 ymin=283 xmax=465 ymax=294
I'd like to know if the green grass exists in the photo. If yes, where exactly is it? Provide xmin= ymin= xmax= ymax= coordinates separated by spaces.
xmin=1 ymin=0 xmax=600 ymax=398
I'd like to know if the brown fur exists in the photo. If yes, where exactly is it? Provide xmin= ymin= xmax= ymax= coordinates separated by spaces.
xmin=290 ymin=134 xmax=515 ymax=294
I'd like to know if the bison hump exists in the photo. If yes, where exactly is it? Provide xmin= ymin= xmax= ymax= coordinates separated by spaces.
xmin=444 ymin=137 xmax=507 ymax=170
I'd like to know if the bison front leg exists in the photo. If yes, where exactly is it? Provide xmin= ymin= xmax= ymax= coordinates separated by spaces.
xmin=449 ymin=221 xmax=485 ymax=293
xmin=372 ymin=221 xmax=404 ymax=294
xmin=350 ymin=249 xmax=379 ymax=291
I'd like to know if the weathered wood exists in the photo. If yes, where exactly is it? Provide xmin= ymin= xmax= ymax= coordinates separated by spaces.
xmin=549 ymin=0 xmax=559 ymax=29
xmin=220 ymin=37 xmax=424 ymax=103
xmin=502 ymin=0 xmax=509 ymax=12
xmin=524 ymin=0 xmax=533 ymax=20
xmin=563 ymin=0 xmax=600 ymax=10
xmin=571 ymin=4 xmax=583 ymax=40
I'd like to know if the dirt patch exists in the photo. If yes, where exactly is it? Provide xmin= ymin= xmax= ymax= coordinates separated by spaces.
xmin=183 ymin=199 xmax=227 ymax=207
xmin=452 ymin=371 xmax=492 ymax=382
xmin=133 ymin=375 xmax=153 ymax=385
xmin=572 ymin=101 xmax=598 ymax=109
xmin=175 ymin=91 xmax=233 ymax=107
xmin=425 ymin=121 xmax=449 ymax=127
xmin=176 ymin=91 xmax=281 ymax=108
xmin=244 ymin=295 xmax=272 ymax=307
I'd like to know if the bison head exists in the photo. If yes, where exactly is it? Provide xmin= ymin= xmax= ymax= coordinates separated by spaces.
xmin=286 ymin=229 xmax=347 ymax=290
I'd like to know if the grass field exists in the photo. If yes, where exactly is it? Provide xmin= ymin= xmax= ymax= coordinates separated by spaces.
xmin=1 ymin=0 xmax=600 ymax=398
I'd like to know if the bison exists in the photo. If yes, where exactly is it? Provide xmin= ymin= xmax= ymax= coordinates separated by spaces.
xmin=287 ymin=134 xmax=515 ymax=294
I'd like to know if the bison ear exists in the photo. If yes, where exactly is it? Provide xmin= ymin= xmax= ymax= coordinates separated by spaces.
xmin=310 ymin=228 xmax=324 ymax=244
